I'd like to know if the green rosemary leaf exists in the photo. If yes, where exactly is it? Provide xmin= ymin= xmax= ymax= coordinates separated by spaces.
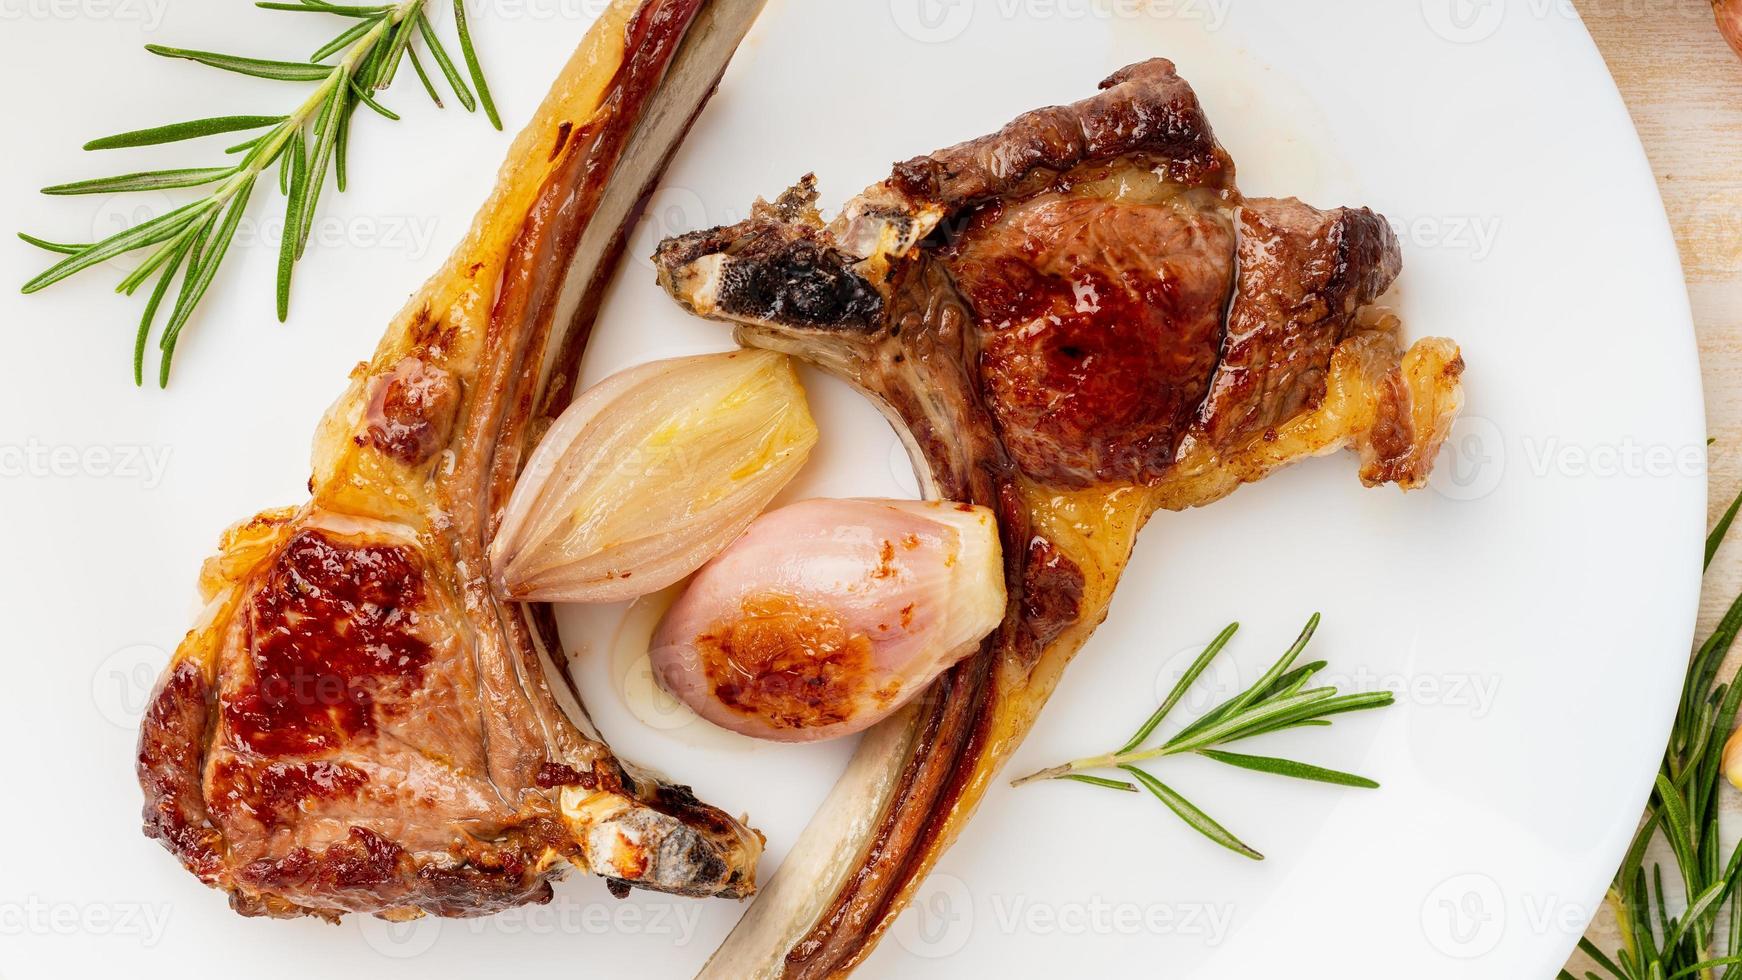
xmin=1118 ymin=622 xmax=1237 ymax=755
xmin=277 ymin=131 xmax=296 ymax=196
xmin=296 ymin=76 xmax=347 ymax=257
xmin=1121 ymin=766 xmax=1263 ymax=861
xmin=17 ymin=233 xmax=89 ymax=255
xmin=1238 ymin=613 xmax=1321 ymax=708
xmin=416 ymin=12 xmax=475 ymax=111
xmin=145 ymin=44 xmax=333 ymax=81
xmin=1654 ymin=774 xmax=1700 ymax=911
xmin=257 ymin=1 xmax=390 ymax=14
xmin=1684 ymin=592 xmax=1742 ymax=745
xmin=41 ymin=167 xmax=236 ymax=196
xmin=1218 ymin=692 xmax=1395 ymax=743
xmin=452 ymin=0 xmax=499 ymax=129
xmin=1197 ymin=750 xmax=1379 ymax=789
xmin=1671 ymin=959 xmax=1742 ymax=980
xmin=1164 ymin=689 xmax=1338 ymax=755
xmin=1172 ymin=614 xmax=1320 ymax=744
xmin=311 ymin=17 xmax=379 ymax=63
xmin=152 ymin=211 xmax=215 ymax=379
xmin=133 ymin=234 xmax=196 ymax=385
xmin=1576 ymin=937 xmax=1627 ymax=980
xmin=21 ymin=198 xmax=217 ymax=293
xmin=1631 ymin=866 xmax=1660 ymax=964
xmin=277 ymin=134 xmax=308 ymax=321
xmin=1710 ymin=488 xmax=1742 ymax=571
xmin=1651 ymin=862 xmax=1672 ymax=955
xmin=1268 ymin=660 xmax=1329 ymax=700
xmin=158 ymin=177 xmax=255 ymax=385
xmin=115 ymin=221 xmax=201 ymax=294
xmin=223 ymin=134 xmax=266 ymax=155
xmin=84 ymin=115 xmax=286 ymax=151
xmin=377 ymin=11 xmax=419 ymax=89
xmin=348 ymin=76 xmax=400 ymax=120
xmin=1665 ymin=879 xmax=1727 ymax=951
xmin=1059 ymin=774 xmax=1138 ymax=793
xmin=406 ymin=44 xmax=443 ymax=108
xmin=334 ymin=105 xmax=354 ymax=193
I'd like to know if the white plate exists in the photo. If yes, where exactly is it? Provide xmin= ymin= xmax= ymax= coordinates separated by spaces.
xmin=0 ymin=1 xmax=1705 ymax=977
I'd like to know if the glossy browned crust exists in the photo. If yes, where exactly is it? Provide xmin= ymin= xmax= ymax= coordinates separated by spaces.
xmin=887 ymin=59 xmax=1235 ymax=208
xmin=1198 ymin=198 xmax=1403 ymax=446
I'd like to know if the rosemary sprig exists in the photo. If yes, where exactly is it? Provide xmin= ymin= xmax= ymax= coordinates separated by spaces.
xmin=19 ymin=0 xmax=502 ymax=387
xmin=1564 ymin=490 xmax=1742 ymax=980
xmin=1013 ymin=614 xmax=1394 ymax=860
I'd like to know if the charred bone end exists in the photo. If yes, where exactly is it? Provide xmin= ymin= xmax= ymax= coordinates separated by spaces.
xmin=560 ymin=785 xmax=763 ymax=899
xmin=654 ymin=203 xmax=885 ymax=334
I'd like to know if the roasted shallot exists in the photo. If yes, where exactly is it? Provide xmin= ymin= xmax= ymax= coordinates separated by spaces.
xmin=490 ymin=349 xmax=816 ymax=603
xmin=650 ymin=498 xmax=1006 ymax=741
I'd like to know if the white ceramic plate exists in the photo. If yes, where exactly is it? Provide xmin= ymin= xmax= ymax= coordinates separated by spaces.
xmin=0 ymin=1 xmax=1706 ymax=977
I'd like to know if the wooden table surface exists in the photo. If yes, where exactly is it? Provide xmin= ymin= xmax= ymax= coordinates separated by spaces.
xmin=1572 ymin=2 xmax=1739 ymax=970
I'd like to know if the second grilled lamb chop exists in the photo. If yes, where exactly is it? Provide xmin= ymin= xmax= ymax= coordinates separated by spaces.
xmin=655 ymin=58 xmax=1464 ymax=978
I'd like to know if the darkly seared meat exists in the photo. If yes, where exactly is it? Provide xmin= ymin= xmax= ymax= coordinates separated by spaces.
xmin=946 ymin=179 xmax=1237 ymax=485
xmin=137 ymin=0 xmax=770 ymax=923
xmin=1200 ymin=198 xmax=1404 ymax=447
xmin=655 ymin=58 xmax=1463 ymax=979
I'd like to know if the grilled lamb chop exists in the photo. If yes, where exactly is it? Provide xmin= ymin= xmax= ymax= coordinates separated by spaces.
xmin=655 ymin=58 xmax=1464 ymax=977
xmin=136 ymin=0 xmax=769 ymax=920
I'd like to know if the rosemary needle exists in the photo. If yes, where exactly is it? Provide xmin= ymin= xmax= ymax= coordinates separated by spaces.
xmin=19 ymin=0 xmax=503 ymax=387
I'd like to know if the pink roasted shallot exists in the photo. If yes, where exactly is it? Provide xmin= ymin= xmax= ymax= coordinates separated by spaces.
xmin=650 ymin=498 xmax=1006 ymax=742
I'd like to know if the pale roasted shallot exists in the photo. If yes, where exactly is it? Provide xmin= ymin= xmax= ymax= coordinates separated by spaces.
xmin=490 ymin=349 xmax=816 ymax=603
xmin=650 ymin=498 xmax=1006 ymax=741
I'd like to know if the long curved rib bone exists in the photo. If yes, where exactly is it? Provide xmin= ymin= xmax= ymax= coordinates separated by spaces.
xmin=137 ymin=0 xmax=769 ymax=920
xmin=655 ymin=59 xmax=1464 ymax=977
